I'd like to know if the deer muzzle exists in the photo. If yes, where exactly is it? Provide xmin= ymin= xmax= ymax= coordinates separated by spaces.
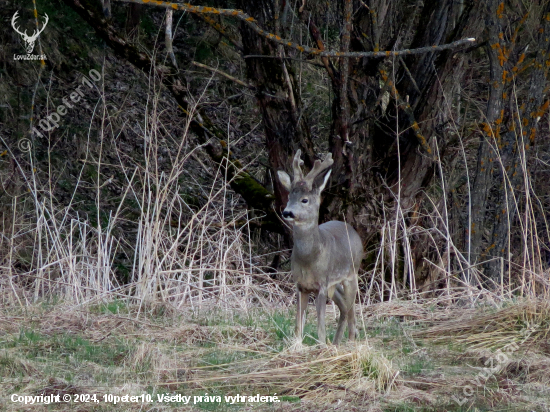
xmin=282 ymin=210 xmax=295 ymax=220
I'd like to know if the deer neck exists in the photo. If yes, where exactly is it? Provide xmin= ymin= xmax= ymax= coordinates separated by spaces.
xmin=292 ymin=221 xmax=322 ymax=260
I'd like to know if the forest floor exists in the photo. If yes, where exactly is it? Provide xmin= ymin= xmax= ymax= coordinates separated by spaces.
xmin=1 ymin=298 xmax=549 ymax=411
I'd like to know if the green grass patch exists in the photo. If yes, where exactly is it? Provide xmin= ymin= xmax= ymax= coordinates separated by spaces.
xmin=90 ymin=299 xmax=129 ymax=315
xmin=402 ymin=355 xmax=434 ymax=375
xmin=192 ymin=308 xmax=257 ymax=328
xmin=367 ymin=317 xmax=404 ymax=339
xmin=9 ymin=329 xmax=129 ymax=367
xmin=269 ymin=310 xmax=325 ymax=346
xmin=199 ymin=349 xmax=260 ymax=370
xmin=0 ymin=300 xmax=548 ymax=412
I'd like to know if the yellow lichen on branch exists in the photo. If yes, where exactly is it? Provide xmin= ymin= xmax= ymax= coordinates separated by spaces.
xmin=115 ymin=0 xmax=475 ymax=59
xmin=533 ymin=100 xmax=550 ymax=118
xmin=497 ymin=2 xmax=505 ymax=18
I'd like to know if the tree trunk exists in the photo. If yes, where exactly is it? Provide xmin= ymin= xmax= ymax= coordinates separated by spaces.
xmin=237 ymin=0 xmax=315 ymax=218
xmin=465 ymin=1 xmax=550 ymax=281
xmin=317 ymin=0 xmax=477 ymax=286
xmin=480 ymin=2 xmax=550 ymax=279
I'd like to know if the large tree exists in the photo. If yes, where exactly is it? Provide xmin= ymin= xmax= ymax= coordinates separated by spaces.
xmin=57 ymin=0 xmax=550 ymax=288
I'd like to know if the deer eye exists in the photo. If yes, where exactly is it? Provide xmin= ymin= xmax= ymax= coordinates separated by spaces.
xmin=301 ymin=198 xmax=309 ymax=204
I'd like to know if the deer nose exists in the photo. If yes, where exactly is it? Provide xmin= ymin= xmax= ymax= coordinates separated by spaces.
xmin=282 ymin=211 xmax=294 ymax=219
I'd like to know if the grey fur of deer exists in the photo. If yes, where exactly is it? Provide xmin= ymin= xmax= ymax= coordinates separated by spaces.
xmin=278 ymin=150 xmax=363 ymax=345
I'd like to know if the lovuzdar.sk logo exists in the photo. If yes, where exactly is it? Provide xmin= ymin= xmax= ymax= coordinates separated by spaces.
xmin=12 ymin=10 xmax=48 ymax=61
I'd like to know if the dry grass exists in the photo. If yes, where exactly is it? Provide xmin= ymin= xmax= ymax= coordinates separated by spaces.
xmin=179 ymin=344 xmax=397 ymax=398
xmin=1 ymin=298 xmax=550 ymax=411
xmin=414 ymin=299 xmax=550 ymax=351
xmin=0 ymin=301 xmax=398 ymax=411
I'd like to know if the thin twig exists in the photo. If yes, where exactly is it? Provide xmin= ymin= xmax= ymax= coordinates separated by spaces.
xmin=191 ymin=61 xmax=255 ymax=90
xmin=244 ymin=55 xmax=325 ymax=68
xmin=398 ymin=55 xmax=421 ymax=94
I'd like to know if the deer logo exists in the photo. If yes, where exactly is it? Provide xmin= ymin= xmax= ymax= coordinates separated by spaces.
xmin=11 ymin=11 xmax=49 ymax=55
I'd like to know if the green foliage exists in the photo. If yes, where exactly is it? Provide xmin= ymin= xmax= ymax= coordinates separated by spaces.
xmin=269 ymin=311 xmax=294 ymax=342
xmin=269 ymin=310 xmax=338 ymax=346
xmin=139 ymin=9 xmax=159 ymax=35
xmin=90 ymin=299 xmax=129 ymax=315
xmin=383 ymin=404 xmax=497 ymax=412
xmin=279 ymin=395 xmax=300 ymax=403
xmin=367 ymin=317 xmax=403 ymax=339
xmin=10 ymin=329 xmax=129 ymax=367
xmin=200 ymin=349 xmax=260 ymax=370
xmin=37 ymin=0 xmax=102 ymax=63
xmin=402 ymin=355 xmax=434 ymax=375
xmin=0 ymin=300 xmax=548 ymax=411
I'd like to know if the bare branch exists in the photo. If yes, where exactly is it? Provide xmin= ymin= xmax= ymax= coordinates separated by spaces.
xmin=298 ymin=9 xmax=337 ymax=87
xmin=165 ymin=9 xmax=177 ymax=67
xmin=399 ymin=55 xmax=421 ymax=94
xmin=191 ymin=61 xmax=255 ymax=90
xmin=102 ymin=0 xmax=111 ymax=18
xmin=243 ymin=55 xmax=325 ymax=68
xmin=115 ymin=0 xmax=475 ymax=58
xmin=339 ymin=0 xmax=353 ymax=144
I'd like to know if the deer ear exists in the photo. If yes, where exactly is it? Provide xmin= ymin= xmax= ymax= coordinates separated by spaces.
xmin=277 ymin=170 xmax=292 ymax=192
xmin=318 ymin=169 xmax=331 ymax=192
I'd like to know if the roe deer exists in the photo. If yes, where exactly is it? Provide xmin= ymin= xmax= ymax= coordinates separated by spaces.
xmin=278 ymin=150 xmax=363 ymax=345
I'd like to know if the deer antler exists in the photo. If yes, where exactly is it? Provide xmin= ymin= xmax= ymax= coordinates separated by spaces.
xmin=304 ymin=153 xmax=333 ymax=188
xmin=292 ymin=149 xmax=305 ymax=183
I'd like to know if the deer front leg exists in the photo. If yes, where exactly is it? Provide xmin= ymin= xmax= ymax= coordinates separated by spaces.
xmin=295 ymin=287 xmax=309 ymax=341
xmin=316 ymin=285 xmax=328 ymax=345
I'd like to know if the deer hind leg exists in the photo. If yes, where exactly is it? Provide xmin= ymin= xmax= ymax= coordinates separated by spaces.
xmin=295 ymin=287 xmax=309 ymax=342
xmin=331 ymin=285 xmax=348 ymax=345
xmin=344 ymin=279 xmax=358 ymax=341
